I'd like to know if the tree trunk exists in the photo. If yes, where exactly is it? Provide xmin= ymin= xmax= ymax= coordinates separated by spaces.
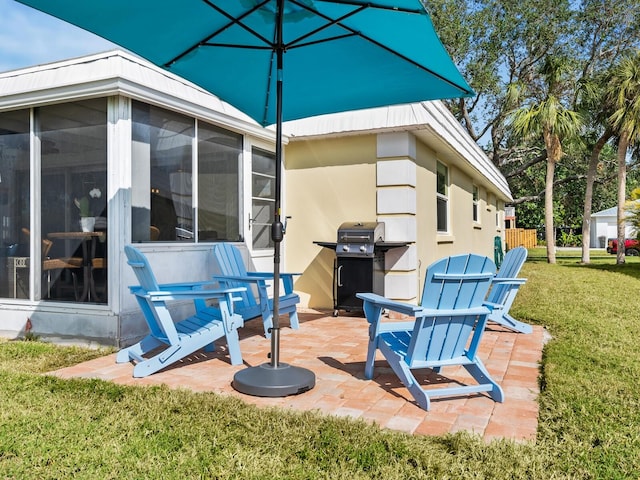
xmin=617 ymin=132 xmax=629 ymax=265
xmin=545 ymin=156 xmax=556 ymax=263
xmin=581 ymin=129 xmax=613 ymax=263
xmin=544 ymin=130 xmax=562 ymax=264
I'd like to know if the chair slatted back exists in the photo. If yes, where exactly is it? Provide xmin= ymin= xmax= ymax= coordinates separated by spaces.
xmin=125 ymin=245 xmax=160 ymax=292
xmin=486 ymin=247 xmax=527 ymax=306
xmin=408 ymin=254 xmax=495 ymax=365
xmin=212 ymin=243 xmax=257 ymax=309
xmin=124 ymin=245 xmax=178 ymax=344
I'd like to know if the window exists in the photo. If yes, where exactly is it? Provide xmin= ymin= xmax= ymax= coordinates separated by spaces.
xmin=131 ymin=101 xmax=243 ymax=243
xmin=131 ymin=101 xmax=194 ymax=242
xmin=251 ymin=148 xmax=276 ymax=249
xmin=197 ymin=122 xmax=242 ymax=242
xmin=436 ymin=161 xmax=448 ymax=233
xmin=40 ymin=99 xmax=108 ymax=303
xmin=0 ymin=109 xmax=30 ymax=299
xmin=472 ymin=185 xmax=479 ymax=223
xmin=0 ymin=101 xmax=108 ymax=303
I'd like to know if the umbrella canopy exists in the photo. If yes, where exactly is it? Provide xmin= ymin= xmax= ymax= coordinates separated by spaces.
xmin=18 ymin=0 xmax=473 ymax=396
xmin=17 ymin=0 xmax=473 ymax=126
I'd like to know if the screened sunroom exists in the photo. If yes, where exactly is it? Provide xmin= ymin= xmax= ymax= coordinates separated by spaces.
xmin=0 ymin=50 xmax=279 ymax=346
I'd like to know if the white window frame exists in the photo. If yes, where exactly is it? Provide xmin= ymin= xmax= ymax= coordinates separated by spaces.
xmin=436 ymin=161 xmax=449 ymax=233
xmin=472 ymin=185 xmax=480 ymax=224
xmin=250 ymin=146 xmax=276 ymax=252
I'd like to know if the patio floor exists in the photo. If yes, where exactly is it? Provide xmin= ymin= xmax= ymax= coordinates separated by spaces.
xmin=49 ymin=310 xmax=546 ymax=443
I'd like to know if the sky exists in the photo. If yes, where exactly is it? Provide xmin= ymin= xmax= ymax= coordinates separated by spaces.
xmin=0 ymin=0 xmax=115 ymax=73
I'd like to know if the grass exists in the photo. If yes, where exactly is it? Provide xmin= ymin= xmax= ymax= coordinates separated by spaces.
xmin=517 ymin=248 xmax=640 ymax=478
xmin=0 ymin=248 xmax=638 ymax=478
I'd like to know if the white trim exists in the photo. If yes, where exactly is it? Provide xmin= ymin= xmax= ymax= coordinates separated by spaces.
xmin=436 ymin=160 xmax=449 ymax=234
xmin=107 ymin=95 xmax=132 ymax=316
xmin=0 ymin=50 xmax=276 ymax=144
xmin=30 ymin=107 xmax=40 ymax=300
xmin=472 ymin=184 xmax=480 ymax=225
xmin=284 ymin=101 xmax=512 ymax=202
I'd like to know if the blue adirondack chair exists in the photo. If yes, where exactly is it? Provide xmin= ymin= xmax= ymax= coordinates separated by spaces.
xmin=356 ymin=254 xmax=503 ymax=411
xmin=484 ymin=246 xmax=531 ymax=334
xmin=117 ymin=245 xmax=246 ymax=377
xmin=210 ymin=243 xmax=300 ymax=337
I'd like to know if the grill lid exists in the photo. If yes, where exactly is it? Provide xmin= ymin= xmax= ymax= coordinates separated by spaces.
xmin=336 ymin=222 xmax=385 ymax=256
xmin=337 ymin=222 xmax=384 ymax=244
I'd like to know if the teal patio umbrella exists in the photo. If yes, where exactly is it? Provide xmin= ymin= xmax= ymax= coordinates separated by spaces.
xmin=18 ymin=0 xmax=474 ymax=396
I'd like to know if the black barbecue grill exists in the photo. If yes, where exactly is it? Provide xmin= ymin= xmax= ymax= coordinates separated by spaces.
xmin=314 ymin=221 xmax=407 ymax=316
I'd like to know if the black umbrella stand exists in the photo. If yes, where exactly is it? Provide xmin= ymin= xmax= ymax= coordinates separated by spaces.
xmin=232 ymin=0 xmax=315 ymax=397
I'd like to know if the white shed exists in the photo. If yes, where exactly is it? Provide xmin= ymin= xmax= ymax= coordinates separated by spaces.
xmin=590 ymin=205 xmax=636 ymax=248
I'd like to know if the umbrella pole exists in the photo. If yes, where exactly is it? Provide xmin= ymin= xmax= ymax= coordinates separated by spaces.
xmin=269 ymin=15 xmax=285 ymax=368
xmin=232 ymin=0 xmax=315 ymax=397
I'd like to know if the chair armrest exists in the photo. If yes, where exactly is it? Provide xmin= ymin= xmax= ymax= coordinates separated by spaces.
xmin=434 ymin=272 xmax=495 ymax=281
xmin=491 ymin=277 xmax=527 ymax=285
xmin=130 ymin=286 xmax=246 ymax=302
xmin=128 ymin=281 xmax=217 ymax=294
xmin=213 ymin=274 xmax=267 ymax=284
xmin=157 ymin=280 xmax=218 ymax=290
xmin=416 ymin=305 xmax=490 ymax=317
xmin=245 ymin=272 xmax=302 ymax=278
xmin=483 ymin=301 xmax=501 ymax=311
xmin=356 ymin=292 xmax=423 ymax=317
xmin=214 ymin=273 xmax=299 ymax=295
xmin=357 ymin=294 xmax=491 ymax=318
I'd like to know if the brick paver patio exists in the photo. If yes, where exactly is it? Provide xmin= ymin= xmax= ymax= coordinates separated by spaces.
xmin=49 ymin=310 xmax=545 ymax=442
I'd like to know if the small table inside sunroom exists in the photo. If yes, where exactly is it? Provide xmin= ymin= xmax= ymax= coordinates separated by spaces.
xmin=47 ymin=231 xmax=105 ymax=302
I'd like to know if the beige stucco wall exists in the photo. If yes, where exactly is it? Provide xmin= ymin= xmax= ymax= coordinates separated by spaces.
xmin=414 ymin=142 xmax=504 ymax=300
xmin=284 ymin=131 xmax=506 ymax=310
xmin=284 ymin=135 xmax=377 ymax=308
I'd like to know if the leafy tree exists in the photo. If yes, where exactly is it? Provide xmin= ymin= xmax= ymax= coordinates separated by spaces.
xmin=574 ymin=0 xmax=640 ymax=262
xmin=509 ymin=57 xmax=582 ymax=263
xmin=574 ymin=73 xmax=614 ymax=262
xmin=425 ymin=0 xmax=640 ymax=238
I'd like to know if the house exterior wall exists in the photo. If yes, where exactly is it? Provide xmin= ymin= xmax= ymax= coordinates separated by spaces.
xmin=397 ymin=133 xmax=503 ymax=304
xmin=285 ymin=130 xmax=507 ymax=310
xmin=284 ymin=135 xmax=377 ymax=308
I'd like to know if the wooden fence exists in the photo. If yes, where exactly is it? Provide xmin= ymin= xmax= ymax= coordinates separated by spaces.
xmin=505 ymin=228 xmax=537 ymax=249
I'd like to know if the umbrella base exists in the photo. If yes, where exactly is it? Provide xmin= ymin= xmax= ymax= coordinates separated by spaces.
xmin=232 ymin=362 xmax=315 ymax=397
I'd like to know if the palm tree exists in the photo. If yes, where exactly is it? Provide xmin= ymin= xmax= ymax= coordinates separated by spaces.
xmin=576 ymin=74 xmax=614 ymax=263
xmin=510 ymin=57 xmax=582 ymax=264
xmin=580 ymin=128 xmax=613 ymax=263
xmin=605 ymin=51 xmax=640 ymax=265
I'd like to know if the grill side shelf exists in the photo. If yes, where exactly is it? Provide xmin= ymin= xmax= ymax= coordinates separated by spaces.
xmin=371 ymin=241 xmax=409 ymax=252
xmin=313 ymin=241 xmax=409 ymax=251
xmin=313 ymin=241 xmax=338 ymax=250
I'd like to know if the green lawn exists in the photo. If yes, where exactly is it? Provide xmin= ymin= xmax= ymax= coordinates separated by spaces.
xmin=0 ymin=248 xmax=638 ymax=478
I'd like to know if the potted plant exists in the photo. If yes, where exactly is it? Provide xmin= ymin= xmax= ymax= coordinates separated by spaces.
xmin=74 ymin=187 xmax=101 ymax=232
